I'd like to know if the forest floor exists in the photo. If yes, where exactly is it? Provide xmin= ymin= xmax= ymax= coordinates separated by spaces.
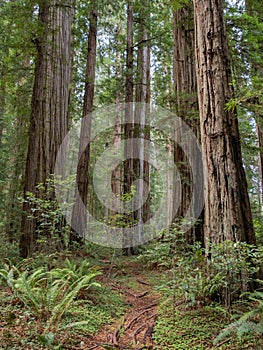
xmin=83 ymin=260 xmax=161 ymax=349
xmin=0 ymin=252 xmax=262 ymax=349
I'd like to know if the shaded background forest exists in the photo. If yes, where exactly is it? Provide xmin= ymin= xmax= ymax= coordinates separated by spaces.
xmin=0 ymin=0 xmax=263 ymax=349
xmin=0 ymin=0 xmax=263 ymax=254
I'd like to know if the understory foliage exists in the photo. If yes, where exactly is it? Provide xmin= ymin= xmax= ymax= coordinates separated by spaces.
xmin=144 ymin=231 xmax=262 ymax=308
xmin=21 ymin=177 xmax=74 ymax=252
xmin=214 ymin=289 xmax=263 ymax=345
xmin=139 ymin=230 xmax=263 ymax=345
xmin=0 ymin=258 xmax=101 ymax=336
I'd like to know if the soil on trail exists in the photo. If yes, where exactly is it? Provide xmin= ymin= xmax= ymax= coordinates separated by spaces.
xmin=84 ymin=263 xmax=161 ymax=350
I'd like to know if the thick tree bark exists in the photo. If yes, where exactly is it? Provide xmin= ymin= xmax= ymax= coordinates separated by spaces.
xmin=134 ymin=8 xmax=150 ymax=244
xmin=0 ymin=67 xmax=6 ymax=197
xmin=111 ymin=23 xmax=123 ymax=216
xmin=193 ymin=0 xmax=255 ymax=246
xmin=0 ymin=70 xmax=5 ymax=146
xmin=20 ymin=0 xmax=73 ymax=257
xmin=5 ymin=56 xmax=32 ymax=242
xmin=257 ymin=123 xmax=263 ymax=205
xmin=123 ymin=0 xmax=134 ymax=254
xmin=173 ymin=3 xmax=203 ymax=244
xmin=6 ymin=108 xmax=29 ymax=243
xmin=69 ymin=1 xmax=98 ymax=246
xmin=143 ymin=42 xmax=151 ymax=223
xmin=123 ymin=3 xmax=150 ymax=252
xmin=124 ymin=0 xmax=134 ymax=197
xmin=245 ymin=0 xmax=263 ymax=207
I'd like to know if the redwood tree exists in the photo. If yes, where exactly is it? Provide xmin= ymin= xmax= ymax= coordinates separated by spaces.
xmin=20 ymin=0 xmax=74 ymax=257
xmin=173 ymin=2 xmax=203 ymax=244
xmin=123 ymin=0 xmax=134 ymax=198
xmin=69 ymin=1 xmax=98 ymax=245
xmin=111 ymin=23 xmax=123 ymax=216
xmin=134 ymin=5 xmax=151 ymax=227
xmin=123 ymin=0 xmax=134 ymax=253
xmin=193 ymin=0 xmax=256 ymax=246
xmin=245 ymin=0 xmax=263 ymax=206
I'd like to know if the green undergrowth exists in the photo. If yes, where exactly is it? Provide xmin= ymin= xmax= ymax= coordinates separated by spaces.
xmin=1 ymin=240 xmax=262 ymax=349
xmin=153 ymin=299 xmax=262 ymax=350
xmin=0 ymin=287 xmax=125 ymax=349
xmin=0 ymin=285 xmax=125 ymax=349
xmin=0 ymin=253 xmax=126 ymax=349
xmin=62 ymin=285 xmax=125 ymax=334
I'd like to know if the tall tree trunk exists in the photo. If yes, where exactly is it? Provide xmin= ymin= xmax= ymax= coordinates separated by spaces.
xmin=161 ymin=64 xmax=174 ymax=226
xmin=6 ymin=106 xmax=29 ymax=242
xmin=69 ymin=1 xmax=98 ymax=246
xmin=111 ymin=23 xmax=123 ymax=217
xmin=134 ymin=9 xmax=150 ymax=243
xmin=19 ymin=0 xmax=73 ymax=257
xmin=123 ymin=0 xmax=134 ymax=253
xmin=124 ymin=0 xmax=134 ymax=197
xmin=193 ymin=0 xmax=255 ymax=246
xmin=0 ymin=69 xmax=5 ymax=147
xmin=245 ymin=0 xmax=263 ymax=207
xmin=257 ymin=123 xmax=263 ymax=206
xmin=0 ymin=67 xmax=6 ymax=200
xmin=5 ymin=56 xmax=32 ymax=243
xmin=173 ymin=3 xmax=203 ymax=244
xmin=143 ymin=42 xmax=151 ymax=224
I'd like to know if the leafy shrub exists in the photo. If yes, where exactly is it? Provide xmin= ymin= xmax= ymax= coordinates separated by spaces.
xmin=48 ymin=258 xmax=99 ymax=281
xmin=0 ymin=261 xmax=101 ymax=334
xmin=207 ymin=241 xmax=262 ymax=306
xmin=153 ymin=239 xmax=262 ymax=308
xmin=22 ymin=176 xmax=75 ymax=252
xmin=214 ymin=289 xmax=263 ymax=345
xmin=137 ymin=227 xmax=194 ymax=270
xmin=137 ymin=241 xmax=172 ymax=269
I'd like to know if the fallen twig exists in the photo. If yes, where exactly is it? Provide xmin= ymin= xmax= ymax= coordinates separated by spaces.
xmin=86 ymin=345 xmax=99 ymax=350
xmin=126 ymin=290 xmax=148 ymax=298
xmin=136 ymin=279 xmax=151 ymax=286
xmin=216 ymin=337 xmax=232 ymax=347
xmin=138 ymin=302 xmax=158 ymax=312
xmin=86 ymin=343 xmax=123 ymax=349
xmin=136 ymin=291 xmax=148 ymax=298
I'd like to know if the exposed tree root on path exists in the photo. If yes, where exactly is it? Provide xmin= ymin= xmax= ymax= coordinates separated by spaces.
xmin=82 ymin=271 xmax=160 ymax=350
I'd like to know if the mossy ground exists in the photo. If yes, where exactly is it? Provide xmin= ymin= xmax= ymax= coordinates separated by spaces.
xmin=0 ymin=250 xmax=262 ymax=349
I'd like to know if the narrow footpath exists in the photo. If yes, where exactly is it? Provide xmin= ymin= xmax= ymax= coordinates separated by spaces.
xmin=84 ymin=263 xmax=161 ymax=350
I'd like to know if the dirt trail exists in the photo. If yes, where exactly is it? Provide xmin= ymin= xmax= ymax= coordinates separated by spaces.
xmin=83 ymin=265 xmax=160 ymax=350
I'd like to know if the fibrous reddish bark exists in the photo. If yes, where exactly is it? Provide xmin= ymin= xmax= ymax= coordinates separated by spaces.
xmin=20 ymin=0 xmax=73 ymax=257
xmin=69 ymin=1 xmax=98 ymax=245
xmin=193 ymin=0 xmax=255 ymax=245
